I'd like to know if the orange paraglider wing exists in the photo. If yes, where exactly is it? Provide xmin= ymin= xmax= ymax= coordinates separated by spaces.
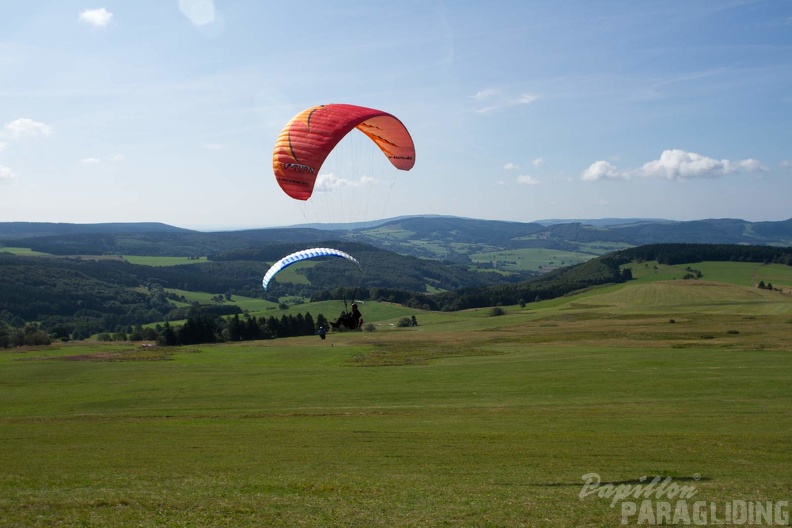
xmin=272 ymin=104 xmax=415 ymax=200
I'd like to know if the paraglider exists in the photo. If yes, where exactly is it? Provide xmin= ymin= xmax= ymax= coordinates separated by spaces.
xmin=265 ymin=104 xmax=416 ymax=331
xmin=261 ymin=247 xmax=361 ymax=291
xmin=272 ymin=104 xmax=415 ymax=201
xmin=331 ymin=302 xmax=363 ymax=331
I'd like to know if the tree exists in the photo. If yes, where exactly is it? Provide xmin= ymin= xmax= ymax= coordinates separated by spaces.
xmin=160 ymin=321 xmax=178 ymax=346
xmin=621 ymin=267 xmax=633 ymax=281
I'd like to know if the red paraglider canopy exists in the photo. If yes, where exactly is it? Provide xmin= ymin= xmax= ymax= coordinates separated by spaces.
xmin=272 ymin=104 xmax=415 ymax=201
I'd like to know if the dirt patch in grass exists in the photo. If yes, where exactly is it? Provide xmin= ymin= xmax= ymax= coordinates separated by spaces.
xmin=54 ymin=347 xmax=199 ymax=362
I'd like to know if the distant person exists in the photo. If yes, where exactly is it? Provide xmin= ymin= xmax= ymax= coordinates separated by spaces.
xmin=318 ymin=326 xmax=327 ymax=340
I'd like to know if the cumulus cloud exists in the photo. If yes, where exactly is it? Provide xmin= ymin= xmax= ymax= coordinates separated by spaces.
xmin=0 ymin=141 xmax=6 ymax=152
xmin=581 ymin=160 xmax=624 ymax=182
xmin=582 ymin=149 xmax=765 ymax=182
xmin=79 ymin=8 xmax=113 ymax=28
xmin=503 ymin=162 xmax=519 ymax=171
xmin=532 ymin=157 xmax=544 ymax=168
xmin=636 ymin=149 xmax=763 ymax=180
xmin=470 ymin=87 xmax=539 ymax=114
xmin=1 ymin=165 xmax=16 ymax=183
xmin=314 ymin=173 xmax=375 ymax=193
xmin=5 ymin=118 xmax=53 ymax=138
xmin=780 ymin=159 xmax=792 ymax=168
xmin=516 ymin=175 xmax=540 ymax=186
xmin=81 ymin=157 xmax=101 ymax=164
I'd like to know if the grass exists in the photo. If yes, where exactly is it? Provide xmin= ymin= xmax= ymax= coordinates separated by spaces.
xmin=0 ymin=246 xmax=52 ymax=256
xmin=626 ymin=260 xmax=792 ymax=290
xmin=122 ymin=255 xmax=209 ymax=266
xmin=469 ymin=248 xmax=593 ymax=272
xmin=165 ymin=288 xmax=279 ymax=312
xmin=2 ymin=277 xmax=791 ymax=526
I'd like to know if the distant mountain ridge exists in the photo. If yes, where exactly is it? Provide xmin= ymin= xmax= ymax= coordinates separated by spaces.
xmin=532 ymin=218 xmax=669 ymax=227
xmin=0 ymin=222 xmax=191 ymax=240
xmin=1 ymin=216 xmax=791 ymax=258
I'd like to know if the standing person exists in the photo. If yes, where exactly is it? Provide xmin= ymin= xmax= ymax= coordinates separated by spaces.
xmin=349 ymin=303 xmax=362 ymax=329
xmin=318 ymin=326 xmax=327 ymax=340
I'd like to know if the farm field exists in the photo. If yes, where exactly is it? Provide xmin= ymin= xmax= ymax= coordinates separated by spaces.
xmin=122 ymin=255 xmax=209 ymax=266
xmin=164 ymin=288 xmax=279 ymax=312
xmin=470 ymin=247 xmax=592 ymax=272
xmin=2 ymin=271 xmax=791 ymax=526
xmin=0 ymin=247 xmax=52 ymax=257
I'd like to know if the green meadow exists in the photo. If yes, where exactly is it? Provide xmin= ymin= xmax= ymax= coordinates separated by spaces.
xmin=2 ymin=266 xmax=792 ymax=526
xmin=470 ymin=248 xmax=592 ymax=272
xmin=0 ymin=247 xmax=52 ymax=257
xmin=122 ymin=256 xmax=209 ymax=266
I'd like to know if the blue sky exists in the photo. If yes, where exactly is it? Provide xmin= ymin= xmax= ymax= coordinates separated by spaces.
xmin=1 ymin=1 xmax=790 ymax=230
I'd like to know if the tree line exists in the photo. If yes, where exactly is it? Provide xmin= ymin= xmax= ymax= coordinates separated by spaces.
xmin=151 ymin=311 xmax=329 ymax=346
xmin=1 ymin=310 xmax=329 ymax=349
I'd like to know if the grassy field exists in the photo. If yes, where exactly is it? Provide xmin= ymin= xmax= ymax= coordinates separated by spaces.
xmin=165 ymin=288 xmax=280 ymax=312
xmin=2 ymin=267 xmax=792 ymax=526
xmin=470 ymin=248 xmax=592 ymax=273
xmin=0 ymin=247 xmax=52 ymax=256
xmin=122 ymin=256 xmax=209 ymax=266
xmin=628 ymin=260 xmax=792 ymax=290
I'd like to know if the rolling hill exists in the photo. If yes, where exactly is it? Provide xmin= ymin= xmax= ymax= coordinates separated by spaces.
xmin=2 ymin=216 xmax=791 ymax=260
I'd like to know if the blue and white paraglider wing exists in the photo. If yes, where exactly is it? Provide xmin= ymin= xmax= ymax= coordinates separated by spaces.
xmin=262 ymin=247 xmax=361 ymax=291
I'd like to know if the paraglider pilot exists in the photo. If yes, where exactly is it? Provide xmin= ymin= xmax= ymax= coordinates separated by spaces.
xmin=331 ymin=303 xmax=363 ymax=330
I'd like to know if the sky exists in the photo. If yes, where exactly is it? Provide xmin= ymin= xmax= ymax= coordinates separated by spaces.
xmin=1 ymin=1 xmax=791 ymax=231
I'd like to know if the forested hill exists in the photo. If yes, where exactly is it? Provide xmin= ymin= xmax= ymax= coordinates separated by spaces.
xmin=2 ymin=241 xmax=791 ymax=344
xmin=353 ymin=217 xmax=792 ymax=258
xmin=399 ymin=243 xmax=792 ymax=311
xmin=0 ymin=241 xmax=519 ymax=340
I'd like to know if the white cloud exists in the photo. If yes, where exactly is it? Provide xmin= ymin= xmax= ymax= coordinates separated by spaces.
xmin=503 ymin=162 xmax=519 ymax=171
xmin=1 ymin=165 xmax=16 ymax=183
xmin=780 ymin=159 xmax=792 ymax=168
xmin=470 ymin=88 xmax=540 ymax=114
xmin=582 ymin=160 xmax=623 ymax=181
xmin=80 ymin=154 xmax=125 ymax=164
xmin=5 ymin=118 xmax=53 ymax=138
xmin=636 ymin=149 xmax=764 ymax=180
xmin=202 ymin=143 xmax=224 ymax=151
xmin=79 ymin=8 xmax=113 ymax=28
xmin=516 ymin=175 xmax=540 ymax=186
xmin=532 ymin=157 xmax=544 ymax=168
xmin=583 ymin=149 xmax=765 ymax=182
xmin=0 ymin=142 xmax=6 ymax=152
xmin=515 ymin=93 xmax=540 ymax=105
xmin=470 ymin=88 xmax=499 ymax=102
xmin=314 ymin=173 xmax=375 ymax=193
